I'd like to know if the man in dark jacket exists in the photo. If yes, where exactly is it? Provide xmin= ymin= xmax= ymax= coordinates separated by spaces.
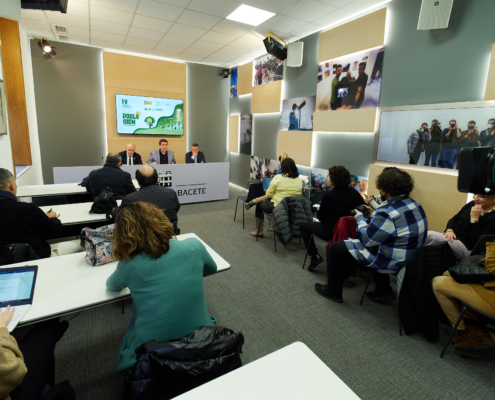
xmin=117 ymin=165 xmax=180 ymax=232
xmin=0 ymin=169 xmax=62 ymax=259
xmin=86 ymin=153 xmax=136 ymax=199
xmin=119 ymin=143 xmax=143 ymax=165
xmin=185 ymin=143 xmax=206 ymax=164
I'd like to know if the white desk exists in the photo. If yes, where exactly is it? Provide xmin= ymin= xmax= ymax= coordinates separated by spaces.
xmin=175 ymin=342 xmax=360 ymax=400
xmin=39 ymin=201 xmax=122 ymax=225
xmin=2 ymin=233 xmax=230 ymax=326
xmin=16 ymin=181 xmax=140 ymax=198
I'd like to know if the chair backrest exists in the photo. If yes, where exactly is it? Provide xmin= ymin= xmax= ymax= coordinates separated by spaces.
xmin=262 ymin=177 xmax=273 ymax=191
xmin=470 ymin=234 xmax=495 ymax=256
xmin=0 ymin=243 xmax=40 ymax=266
xmin=32 ymin=195 xmax=69 ymax=207
xmin=310 ymin=190 xmax=326 ymax=207
xmin=246 ymin=182 xmax=265 ymax=202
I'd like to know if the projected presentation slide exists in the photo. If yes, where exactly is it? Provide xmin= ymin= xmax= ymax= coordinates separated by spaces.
xmin=0 ymin=270 xmax=35 ymax=302
xmin=116 ymin=94 xmax=184 ymax=135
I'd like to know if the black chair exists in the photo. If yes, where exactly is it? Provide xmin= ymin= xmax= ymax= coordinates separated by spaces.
xmin=32 ymin=196 xmax=69 ymax=207
xmin=234 ymin=182 xmax=264 ymax=229
xmin=310 ymin=191 xmax=326 ymax=217
xmin=440 ymin=301 xmax=495 ymax=358
xmin=0 ymin=243 xmax=40 ymax=266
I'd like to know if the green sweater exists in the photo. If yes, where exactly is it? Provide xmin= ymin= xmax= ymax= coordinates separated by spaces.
xmin=106 ymin=237 xmax=217 ymax=373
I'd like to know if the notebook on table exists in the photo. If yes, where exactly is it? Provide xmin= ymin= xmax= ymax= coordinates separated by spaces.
xmin=0 ymin=266 xmax=38 ymax=332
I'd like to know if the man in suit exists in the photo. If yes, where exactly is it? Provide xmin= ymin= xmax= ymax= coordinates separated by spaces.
xmin=86 ymin=153 xmax=136 ymax=199
xmin=119 ymin=143 xmax=142 ymax=165
xmin=147 ymin=139 xmax=176 ymax=164
xmin=185 ymin=143 xmax=206 ymax=164
xmin=116 ymin=165 xmax=181 ymax=233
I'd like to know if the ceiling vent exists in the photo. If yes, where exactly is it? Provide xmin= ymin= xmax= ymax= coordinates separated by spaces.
xmin=58 ymin=35 xmax=69 ymax=42
xmin=54 ymin=25 xmax=68 ymax=34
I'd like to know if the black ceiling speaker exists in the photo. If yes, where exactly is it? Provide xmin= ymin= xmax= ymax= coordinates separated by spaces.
xmin=21 ymin=0 xmax=68 ymax=13
xmin=263 ymin=33 xmax=287 ymax=61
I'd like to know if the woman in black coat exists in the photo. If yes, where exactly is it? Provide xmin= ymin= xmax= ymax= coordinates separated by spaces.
xmin=426 ymin=194 xmax=495 ymax=259
xmin=300 ymin=166 xmax=365 ymax=271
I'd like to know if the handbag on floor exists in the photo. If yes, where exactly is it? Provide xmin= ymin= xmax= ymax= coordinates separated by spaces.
xmin=81 ymin=224 xmax=115 ymax=266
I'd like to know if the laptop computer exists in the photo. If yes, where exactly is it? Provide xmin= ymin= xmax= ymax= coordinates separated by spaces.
xmin=0 ymin=265 xmax=38 ymax=332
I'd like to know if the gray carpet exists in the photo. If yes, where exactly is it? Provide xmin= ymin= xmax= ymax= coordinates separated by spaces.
xmin=25 ymin=186 xmax=495 ymax=398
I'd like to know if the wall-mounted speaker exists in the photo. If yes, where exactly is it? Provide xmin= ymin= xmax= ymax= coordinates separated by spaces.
xmin=21 ymin=0 xmax=68 ymax=14
xmin=287 ymin=42 xmax=304 ymax=68
xmin=417 ymin=0 xmax=454 ymax=30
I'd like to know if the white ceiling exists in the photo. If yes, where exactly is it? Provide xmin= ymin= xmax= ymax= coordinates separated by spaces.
xmin=21 ymin=0 xmax=389 ymax=67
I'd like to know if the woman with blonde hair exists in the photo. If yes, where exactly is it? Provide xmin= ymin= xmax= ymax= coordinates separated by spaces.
xmin=106 ymin=202 xmax=217 ymax=373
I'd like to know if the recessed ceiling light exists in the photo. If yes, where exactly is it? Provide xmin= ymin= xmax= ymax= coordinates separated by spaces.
xmin=226 ymin=5 xmax=275 ymax=27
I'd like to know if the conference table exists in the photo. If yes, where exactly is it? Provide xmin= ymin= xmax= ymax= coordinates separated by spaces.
xmin=175 ymin=341 xmax=360 ymax=399
xmin=38 ymin=201 xmax=122 ymax=226
xmin=2 ymin=233 xmax=230 ymax=327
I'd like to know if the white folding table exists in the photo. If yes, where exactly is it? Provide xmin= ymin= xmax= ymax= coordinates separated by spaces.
xmin=175 ymin=342 xmax=360 ymax=399
xmin=2 ymin=233 xmax=230 ymax=326
xmin=38 ymin=201 xmax=122 ymax=225
xmin=16 ymin=181 xmax=140 ymax=199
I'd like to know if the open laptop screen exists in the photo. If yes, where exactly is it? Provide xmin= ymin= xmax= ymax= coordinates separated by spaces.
xmin=0 ymin=266 xmax=38 ymax=307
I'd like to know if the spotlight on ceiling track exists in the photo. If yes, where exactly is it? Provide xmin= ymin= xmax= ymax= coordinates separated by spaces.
xmin=263 ymin=31 xmax=287 ymax=61
xmin=220 ymin=68 xmax=231 ymax=79
xmin=38 ymin=38 xmax=57 ymax=59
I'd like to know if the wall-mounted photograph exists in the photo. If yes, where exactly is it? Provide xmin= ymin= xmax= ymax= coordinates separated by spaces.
xmin=280 ymin=95 xmax=316 ymax=131
xmin=253 ymin=54 xmax=284 ymax=86
xmin=311 ymin=167 xmax=368 ymax=194
xmin=240 ymin=114 xmax=253 ymax=155
xmin=250 ymin=156 xmax=279 ymax=180
xmin=377 ymin=107 xmax=495 ymax=169
xmin=230 ymin=67 xmax=238 ymax=98
xmin=316 ymin=46 xmax=384 ymax=111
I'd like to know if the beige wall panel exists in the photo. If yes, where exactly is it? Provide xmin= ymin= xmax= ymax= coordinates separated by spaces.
xmin=318 ymin=8 xmax=387 ymax=63
xmin=237 ymin=62 xmax=253 ymax=96
xmin=313 ymin=108 xmax=376 ymax=132
xmin=252 ymin=80 xmax=282 ymax=114
xmin=368 ymin=164 xmax=467 ymax=232
xmin=278 ymin=131 xmax=313 ymax=167
xmin=229 ymin=115 xmax=239 ymax=153
xmin=484 ymin=44 xmax=495 ymax=100
xmin=103 ymin=52 xmax=187 ymax=163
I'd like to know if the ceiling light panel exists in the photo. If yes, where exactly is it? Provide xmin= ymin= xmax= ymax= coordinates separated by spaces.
xmin=188 ymin=0 xmax=243 ymax=19
xmin=226 ymin=5 xmax=275 ymax=26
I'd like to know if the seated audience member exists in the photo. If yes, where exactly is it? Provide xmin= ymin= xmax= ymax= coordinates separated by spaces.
xmin=185 ymin=143 xmax=206 ymax=163
xmin=0 ymin=308 xmax=69 ymax=400
xmin=426 ymin=194 xmax=495 ymax=260
xmin=116 ymin=165 xmax=180 ymax=233
xmin=0 ymin=169 xmax=62 ymax=259
xmin=315 ymin=167 xmax=427 ymax=303
xmin=86 ymin=153 xmax=136 ymax=199
xmin=301 ymin=166 xmax=365 ymax=271
xmin=106 ymin=202 xmax=217 ymax=373
xmin=250 ymin=158 xmax=303 ymax=238
xmin=432 ymin=270 xmax=495 ymax=351
xmin=119 ymin=143 xmax=143 ymax=165
xmin=147 ymin=139 xmax=176 ymax=165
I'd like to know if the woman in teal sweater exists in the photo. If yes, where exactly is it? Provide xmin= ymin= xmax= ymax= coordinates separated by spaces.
xmin=106 ymin=202 xmax=217 ymax=373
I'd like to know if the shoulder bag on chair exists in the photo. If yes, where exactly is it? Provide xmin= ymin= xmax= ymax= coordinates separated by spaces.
xmin=449 ymin=242 xmax=495 ymax=284
xmin=81 ymin=224 xmax=115 ymax=266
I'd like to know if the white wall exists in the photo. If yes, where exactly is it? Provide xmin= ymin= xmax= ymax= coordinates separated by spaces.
xmin=0 ymin=52 xmax=14 ymax=173
xmin=0 ymin=0 xmax=21 ymax=22
xmin=17 ymin=24 xmax=43 ymax=185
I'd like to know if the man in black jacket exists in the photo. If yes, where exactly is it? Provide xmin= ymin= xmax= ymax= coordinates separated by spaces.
xmin=185 ymin=143 xmax=206 ymax=164
xmin=86 ymin=153 xmax=136 ymax=199
xmin=119 ymin=143 xmax=143 ymax=165
xmin=0 ymin=169 xmax=63 ymax=259
xmin=116 ymin=165 xmax=180 ymax=232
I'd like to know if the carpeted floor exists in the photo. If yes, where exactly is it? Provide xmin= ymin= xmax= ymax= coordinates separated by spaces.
xmin=26 ymin=186 xmax=495 ymax=399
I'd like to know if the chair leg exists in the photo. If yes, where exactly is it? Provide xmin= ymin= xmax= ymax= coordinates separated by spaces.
xmin=234 ymin=199 xmax=238 ymax=222
xmin=256 ymin=213 xmax=264 ymax=242
xmin=440 ymin=306 xmax=468 ymax=358
xmin=302 ymin=234 xmax=314 ymax=269
xmin=359 ymin=272 xmax=373 ymax=306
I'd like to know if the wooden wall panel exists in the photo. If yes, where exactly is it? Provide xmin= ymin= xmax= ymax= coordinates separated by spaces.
xmin=252 ymin=80 xmax=282 ymax=114
xmin=484 ymin=44 xmax=495 ymax=100
xmin=313 ymin=108 xmax=376 ymax=132
xmin=237 ymin=62 xmax=253 ymax=96
xmin=0 ymin=18 xmax=32 ymax=167
xmin=278 ymin=131 xmax=313 ymax=167
xmin=103 ymin=52 xmax=187 ymax=164
xmin=229 ymin=115 xmax=239 ymax=153
xmin=318 ymin=8 xmax=387 ymax=63
xmin=368 ymin=164 xmax=467 ymax=232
